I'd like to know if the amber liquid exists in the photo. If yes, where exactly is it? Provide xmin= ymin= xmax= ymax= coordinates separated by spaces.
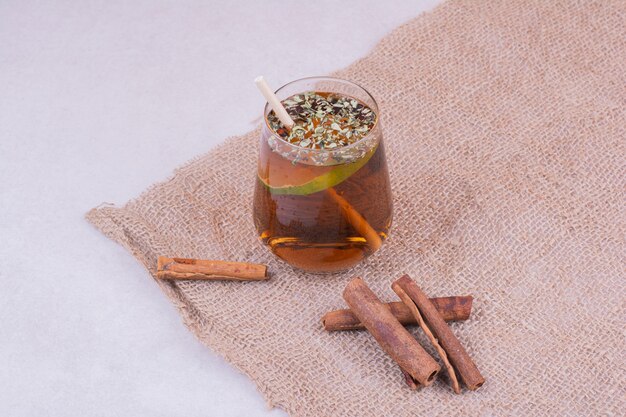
xmin=252 ymin=131 xmax=393 ymax=272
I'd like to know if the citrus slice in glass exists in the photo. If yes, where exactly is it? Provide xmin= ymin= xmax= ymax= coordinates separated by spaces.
xmin=259 ymin=147 xmax=375 ymax=196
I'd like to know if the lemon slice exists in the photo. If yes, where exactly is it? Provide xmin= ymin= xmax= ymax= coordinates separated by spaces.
xmin=260 ymin=147 xmax=375 ymax=196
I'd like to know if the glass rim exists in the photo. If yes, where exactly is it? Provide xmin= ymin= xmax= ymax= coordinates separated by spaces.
xmin=263 ymin=76 xmax=381 ymax=155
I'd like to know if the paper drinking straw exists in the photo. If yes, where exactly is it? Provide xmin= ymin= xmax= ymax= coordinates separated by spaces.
xmin=254 ymin=76 xmax=295 ymax=129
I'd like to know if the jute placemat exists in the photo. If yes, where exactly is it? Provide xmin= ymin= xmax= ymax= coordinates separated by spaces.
xmin=87 ymin=1 xmax=626 ymax=415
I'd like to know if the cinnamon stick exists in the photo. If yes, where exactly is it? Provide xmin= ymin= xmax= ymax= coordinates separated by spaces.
xmin=394 ymin=285 xmax=461 ymax=394
xmin=326 ymin=188 xmax=383 ymax=252
xmin=342 ymin=277 xmax=440 ymax=387
xmin=392 ymin=275 xmax=485 ymax=391
xmin=157 ymin=256 xmax=268 ymax=281
xmin=321 ymin=296 xmax=473 ymax=331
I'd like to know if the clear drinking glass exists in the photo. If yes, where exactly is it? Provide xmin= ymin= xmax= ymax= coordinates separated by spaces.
xmin=252 ymin=77 xmax=393 ymax=272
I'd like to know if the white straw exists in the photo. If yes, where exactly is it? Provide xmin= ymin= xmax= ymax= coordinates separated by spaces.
xmin=254 ymin=76 xmax=295 ymax=129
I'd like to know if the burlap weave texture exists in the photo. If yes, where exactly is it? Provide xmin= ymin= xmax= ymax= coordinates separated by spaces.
xmin=87 ymin=1 xmax=626 ymax=415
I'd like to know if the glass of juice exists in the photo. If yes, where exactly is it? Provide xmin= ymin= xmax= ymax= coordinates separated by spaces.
xmin=252 ymin=77 xmax=392 ymax=272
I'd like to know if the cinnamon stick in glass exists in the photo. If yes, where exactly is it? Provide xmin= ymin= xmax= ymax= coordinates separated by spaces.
xmin=326 ymin=187 xmax=382 ymax=252
xmin=157 ymin=256 xmax=268 ymax=281
xmin=392 ymin=275 xmax=485 ymax=391
xmin=342 ymin=277 xmax=440 ymax=387
xmin=322 ymin=296 xmax=473 ymax=331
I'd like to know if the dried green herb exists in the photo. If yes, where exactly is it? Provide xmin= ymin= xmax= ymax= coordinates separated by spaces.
xmin=267 ymin=91 xmax=377 ymax=150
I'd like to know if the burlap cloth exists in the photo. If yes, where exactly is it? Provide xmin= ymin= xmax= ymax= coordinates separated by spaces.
xmin=87 ymin=1 xmax=626 ymax=415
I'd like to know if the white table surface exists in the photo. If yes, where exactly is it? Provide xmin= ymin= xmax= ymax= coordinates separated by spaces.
xmin=0 ymin=1 xmax=441 ymax=415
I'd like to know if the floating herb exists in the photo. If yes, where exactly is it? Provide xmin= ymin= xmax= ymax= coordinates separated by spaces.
xmin=267 ymin=91 xmax=377 ymax=150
